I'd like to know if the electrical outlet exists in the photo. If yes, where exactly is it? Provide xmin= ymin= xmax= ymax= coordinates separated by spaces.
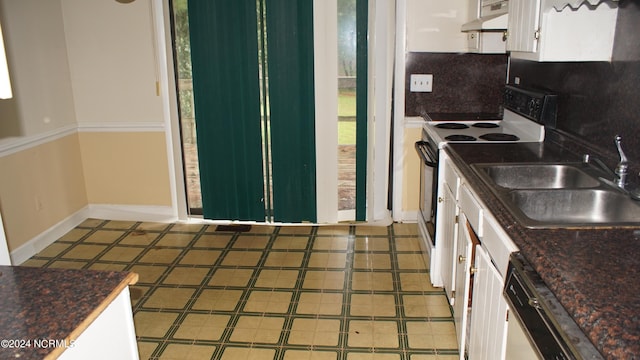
xmin=410 ymin=74 xmax=433 ymax=92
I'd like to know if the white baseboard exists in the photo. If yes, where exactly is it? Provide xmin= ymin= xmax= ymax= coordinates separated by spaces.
xmin=395 ymin=210 xmax=419 ymax=223
xmin=11 ymin=206 xmax=91 ymax=265
xmin=11 ymin=204 xmax=177 ymax=265
xmin=87 ymin=204 xmax=177 ymax=223
xmin=11 ymin=205 xmax=415 ymax=264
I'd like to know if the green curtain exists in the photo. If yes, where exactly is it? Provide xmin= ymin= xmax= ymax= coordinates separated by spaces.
xmin=265 ymin=0 xmax=317 ymax=222
xmin=355 ymin=0 xmax=368 ymax=221
xmin=187 ymin=0 xmax=317 ymax=222
xmin=187 ymin=0 xmax=266 ymax=221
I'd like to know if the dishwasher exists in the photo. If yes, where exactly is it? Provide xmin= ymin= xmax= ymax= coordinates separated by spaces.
xmin=503 ymin=252 xmax=604 ymax=360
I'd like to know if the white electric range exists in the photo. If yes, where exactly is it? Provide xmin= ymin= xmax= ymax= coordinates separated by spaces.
xmin=415 ymin=84 xmax=558 ymax=287
xmin=423 ymin=108 xmax=546 ymax=148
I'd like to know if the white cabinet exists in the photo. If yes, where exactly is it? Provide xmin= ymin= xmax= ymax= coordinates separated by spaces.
xmin=482 ymin=213 xmax=518 ymax=277
xmin=506 ymin=0 xmax=541 ymax=53
xmin=440 ymin=183 xmax=458 ymax=302
xmin=58 ymin=287 xmax=140 ymax=360
xmin=435 ymin=152 xmax=460 ymax=290
xmin=458 ymin=183 xmax=483 ymax=237
xmin=466 ymin=31 xmax=507 ymax=54
xmin=438 ymin=153 xmax=515 ymax=360
xmin=468 ymin=245 xmax=509 ymax=360
xmin=453 ymin=212 xmax=474 ymax=359
xmin=406 ymin=0 xmax=470 ymax=52
xmin=506 ymin=0 xmax=618 ymax=61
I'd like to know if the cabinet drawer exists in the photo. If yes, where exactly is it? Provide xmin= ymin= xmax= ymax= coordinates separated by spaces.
xmin=482 ymin=213 xmax=518 ymax=277
xmin=443 ymin=159 xmax=460 ymax=199
xmin=459 ymin=183 xmax=483 ymax=236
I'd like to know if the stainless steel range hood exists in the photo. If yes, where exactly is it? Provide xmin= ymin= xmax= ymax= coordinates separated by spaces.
xmin=461 ymin=12 xmax=508 ymax=31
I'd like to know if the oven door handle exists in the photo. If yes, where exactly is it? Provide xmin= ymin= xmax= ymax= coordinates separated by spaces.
xmin=415 ymin=141 xmax=437 ymax=167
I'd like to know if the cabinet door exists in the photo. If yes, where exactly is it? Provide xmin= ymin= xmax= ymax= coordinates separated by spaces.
xmin=506 ymin=0 xmax=540 ymax=53
xmin=439 ymin=183 xmax=458 ymax=302
xmin=58 ymin=287 xmax=139 ymax=359
xmin=468 ymin=245 xmax=508 ymax=360
xmin=453 ymin=213 xmax=473 ymax=359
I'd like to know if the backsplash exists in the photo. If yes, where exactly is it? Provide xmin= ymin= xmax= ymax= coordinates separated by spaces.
xmin=404 ymin=53 xmax=508 ymax=118
xmin=508 ymin=0 xmax=640 ymax=169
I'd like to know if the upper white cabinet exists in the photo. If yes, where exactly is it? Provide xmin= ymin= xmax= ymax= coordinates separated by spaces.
xmin=461 ymin=0 xmax=509 ymax=54
xmin=506 ymin=0 xmax=619 ymax=61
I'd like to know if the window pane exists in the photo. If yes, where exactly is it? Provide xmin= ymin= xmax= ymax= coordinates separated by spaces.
xmin=338 ymin=0 xmax=357 ymax=211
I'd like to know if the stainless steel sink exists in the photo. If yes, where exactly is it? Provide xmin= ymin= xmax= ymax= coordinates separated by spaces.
xmin=474 ymin=163 xmax=601 ymax=189
xmin=471 ymin=162 xmax=640 ymax=228
xmin=509 ymin=189 xmax=640 ymax=227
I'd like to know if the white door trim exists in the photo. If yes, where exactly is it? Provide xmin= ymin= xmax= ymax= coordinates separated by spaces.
xmin=314 ymin=0 xmax=340 ymax=224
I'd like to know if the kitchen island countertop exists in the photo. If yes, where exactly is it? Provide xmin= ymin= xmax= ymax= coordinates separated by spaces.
xmin=0 ymin=266 xmax=138 ymax=359
xmin=446 ymin=140 xmax=640 ymax=359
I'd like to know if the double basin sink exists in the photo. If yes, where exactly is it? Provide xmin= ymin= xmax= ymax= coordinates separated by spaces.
xmin=472 ymin=162 xmax=640 ymax=228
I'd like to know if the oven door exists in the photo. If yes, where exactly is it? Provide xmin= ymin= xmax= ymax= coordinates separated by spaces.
xmin=414 ymin=139 xmax=438 ymax=240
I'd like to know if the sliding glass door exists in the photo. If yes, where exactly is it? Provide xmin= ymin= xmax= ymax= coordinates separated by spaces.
xmin=187 ymin=0 xmax=266 ymax=221
xmin=172 ymin=0 xmax=374 ymax=223
xmin=185 ymin=0 xmax=317 ymax=222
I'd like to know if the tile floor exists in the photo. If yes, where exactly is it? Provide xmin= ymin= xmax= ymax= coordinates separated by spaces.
xmin=22 ymin=219 xmax=459 ymax=360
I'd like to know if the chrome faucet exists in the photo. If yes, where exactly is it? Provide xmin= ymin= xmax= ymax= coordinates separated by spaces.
xmin=582 ymin=135 xmax=629 ymax=190
xmin=614 ymin=135 xmax=628 ymax=188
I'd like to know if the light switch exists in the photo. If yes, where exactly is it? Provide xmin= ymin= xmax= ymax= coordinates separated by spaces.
xmin=410 ymin=74 xmax=433 ymax=92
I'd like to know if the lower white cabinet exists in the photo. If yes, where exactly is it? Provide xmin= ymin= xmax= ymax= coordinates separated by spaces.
xmin=468 ymin=245 xmax=508 ymax=360
xmin=59 ymin=287 xmax=139 ymax=360
xmin=440 ymin=153 xmax=513 ymax=360
xmin=440 ymin=182 xmax=458 ymax=302
xmin=453 ymin=212 xmax=473 ymax=359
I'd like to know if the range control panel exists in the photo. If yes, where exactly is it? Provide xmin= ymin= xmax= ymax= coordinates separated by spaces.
xmin=504 ymin=84 xmax=558 ymax=128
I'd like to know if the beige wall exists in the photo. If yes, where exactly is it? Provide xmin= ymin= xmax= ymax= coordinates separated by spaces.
xmin=61 ymin=0 xmax=164 ymax=126
xmin=0 ymin=134 xmax=87 ymax=251
xmin=79 ymin=131 xmax=171 ymax=206
xmin=402 ymin=127 xmax=421 ymax=212
xmin=0 ymin=0 xmax=176 ymax=255
xmin=0 ymin=0 xmax=77 ymax=138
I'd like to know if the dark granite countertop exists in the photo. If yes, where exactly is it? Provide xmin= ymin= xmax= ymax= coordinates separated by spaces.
xmin=445 ymin=140 xmax=640 ymax=359
xmin=0 ymin=266 xmax=138 ymax=359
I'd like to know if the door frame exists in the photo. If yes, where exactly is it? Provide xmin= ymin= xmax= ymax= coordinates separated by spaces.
xmin=158 ymin=0 xmax=395 ymax=223
xmin=315 ymin=0 xmax=395 ymax=224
